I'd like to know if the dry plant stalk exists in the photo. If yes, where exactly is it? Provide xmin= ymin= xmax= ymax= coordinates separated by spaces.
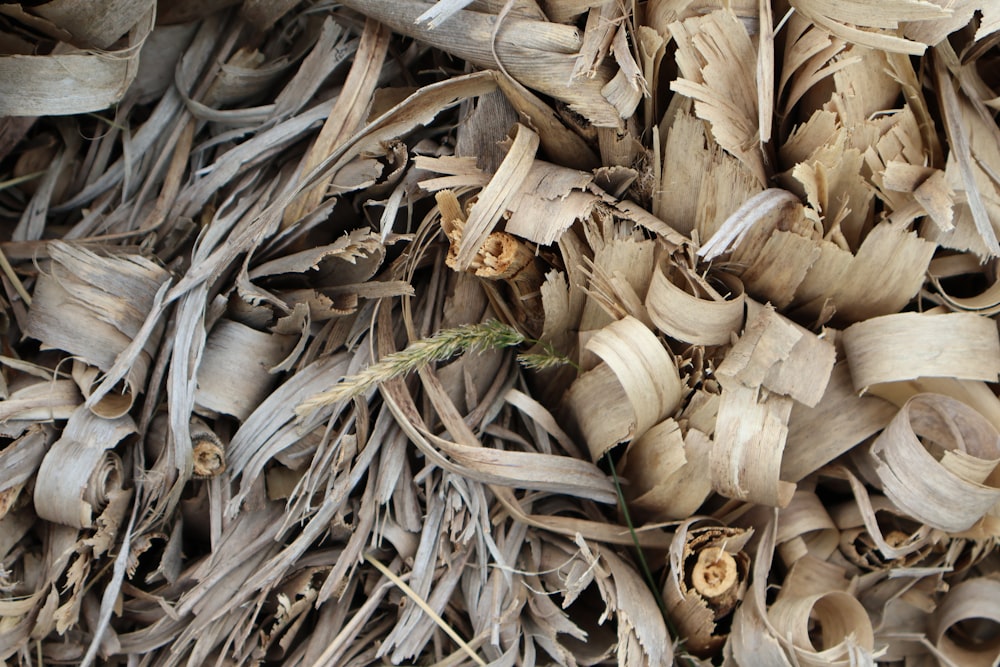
xmin=665 ymin=523 xmax=753 ymax=657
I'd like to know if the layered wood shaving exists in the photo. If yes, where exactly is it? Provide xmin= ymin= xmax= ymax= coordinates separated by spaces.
xmin=1 ymin=1 xmax=1000 ymax=665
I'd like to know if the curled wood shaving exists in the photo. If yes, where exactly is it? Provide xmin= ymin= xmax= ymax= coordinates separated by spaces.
xmin=583 ymin=315 xmax=683 ymax=442
xmin=33 ymin=407 xmax=134 ymax=529
xmin=618 ymin=419 xmax=713 ymax=521
xmin=767 ymin=556 xmax=875 ymax=667
xmin=3 ymin=3 xmax=1000 ymax=665
xmin=647 ymin=259 xmax=746 ymax=346
xmin=930 ymin=578 xmax=1000 ymax=667
xmin=24 ymin=242 xmax=170 ymax=417
xmin=775 ymin=490 xmax=840 ymax=566
xmin=867 ymin=393 xmax=1000 ymax=533
xmin=789 ymin=0 xmax=947 ymax=55
xmin=0 ymin=3 xmax=154 ymax=115
xmin=782 ymin=362 xmax=896 ymax=482
xmin=842 ymin=311 xmax=1000 ymax=391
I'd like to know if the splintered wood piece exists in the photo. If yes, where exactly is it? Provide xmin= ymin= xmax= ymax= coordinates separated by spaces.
xmin=657 ymin=107 xmax=711 ymax=235
xmin=934 ymin=46 xmax=1000 ymax=257
xmin=697 ymin=188 xmax=803 ymax=261
xmin=190 ymin=417 xmax=226 ymax=479
xmin=670 ymin=10 xmax=767 ymax=185
xmin=453 ymin=123 xmax=539 ymax=270
xmin=503 ymin=161 xmax=605 ymax=245
xmin=805 ymin=222 xmax=936 ymax=324
xmin=593 ymin=546 xmax=675 ymax=666
xmin=438 ymin=189 xmax=546 ymax=333
xmin=283 ymin=18 xmax=391 ymax=227
xmin=0 ymin=426 xmax=52 ymax=521
xmin=789 ymin=0 xmax=947 ymax=55
xmin=717 ymin=302 xmax=835 ymax=406
xmin=579 ymin=233 xmax=656 ymax=332
xmin=883 ymin=161 xmax=954 ymax=232
xmin=248 ymin=228 xmax=385 ymax=284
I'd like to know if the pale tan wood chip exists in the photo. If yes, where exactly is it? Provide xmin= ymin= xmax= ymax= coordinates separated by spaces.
xmin=24 ymin=242 xmax=170 ymax=418
xmin=930 ymin=578 xmax=1000 ymax=667
xmin=934 ymin=47 xmax=1000 ymax=256
xmin=842 ymin=311 xmax=1000 ymax=392
xmin=782 ymin=362 xmax=896 ymax=482
xmin=647 ymin=260 xmax=745 ymax=346
xmin=717 ymin=302 xmax=835 ymax=407
xmin=33 ymin=407 xmax=135 ymax=529
xmin=710 ymin=385 xmax=796 ymax=507
xmin=867 ymin=393 xmax=1000 ymax=533
xmin=0 ymin=5 xmax=154 ymax=115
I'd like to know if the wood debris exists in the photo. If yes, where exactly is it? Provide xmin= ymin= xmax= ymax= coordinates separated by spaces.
xmin=0 ymin=1 xmax=1000 ymax=665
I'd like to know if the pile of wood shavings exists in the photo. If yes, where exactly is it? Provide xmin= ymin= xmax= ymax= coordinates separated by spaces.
xmin=1 ymin=1 xmax=1000 ymax=665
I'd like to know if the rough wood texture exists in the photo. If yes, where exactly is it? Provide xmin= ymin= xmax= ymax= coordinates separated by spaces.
xmin=1 ymin=1 xmax=999 ymax=665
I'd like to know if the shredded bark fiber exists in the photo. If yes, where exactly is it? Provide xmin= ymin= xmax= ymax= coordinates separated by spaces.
xmin=1 ymin=1 xmax=1000 ymax=665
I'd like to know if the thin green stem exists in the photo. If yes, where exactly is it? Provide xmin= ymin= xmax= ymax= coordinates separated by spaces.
xmin=606 ymin=452 xmax=696 ymax=667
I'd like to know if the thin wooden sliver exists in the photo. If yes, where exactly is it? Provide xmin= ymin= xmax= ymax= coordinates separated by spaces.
xmin=767 ymin=558 xmax=874 ymax=667
xmin=0 ymin=5 xmax=154 ymax=116
xmin=455 ymin=123 xmax=539 ymax=269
